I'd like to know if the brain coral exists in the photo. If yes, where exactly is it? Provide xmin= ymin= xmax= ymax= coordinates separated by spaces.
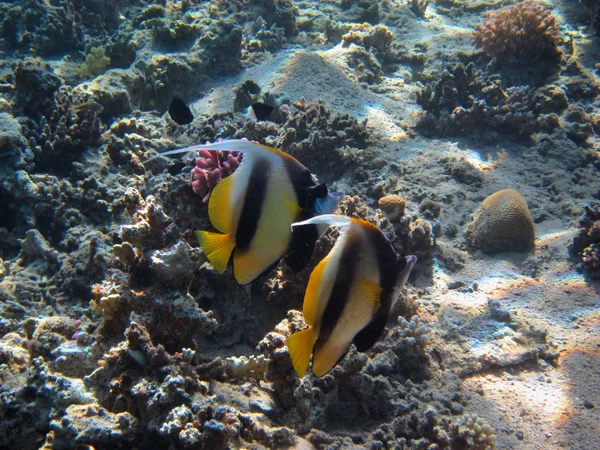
xmin=471 ymin=1 xmax=560 ymax=62
xmin=466 ymin=189 xmax=535 ymax=253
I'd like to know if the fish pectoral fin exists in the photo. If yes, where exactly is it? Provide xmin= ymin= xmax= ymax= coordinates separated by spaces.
xmin=287 ymin=327 xmax=318 ymax=378
xmin=280 ymin=196 xmax=303 ymax=216
xmin=356 ymin=279 xmax=383 ymax=313
xmin=195 ymin=230 xmax=234 ymax=274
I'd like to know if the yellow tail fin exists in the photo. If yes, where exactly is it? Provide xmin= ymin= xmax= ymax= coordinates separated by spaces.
xmin=286 ymin=327 xmax=318 ymax=377
xmin=195 ymin=230 xmax=234 ymax=274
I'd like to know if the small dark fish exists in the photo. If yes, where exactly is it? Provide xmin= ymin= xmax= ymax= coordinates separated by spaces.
xmin=251 ymin=102 xmax=275 ymax=121
xmin=169 ymin=97 xmax=194 ymax=125
xmin=72 ymin=100 xmax=103 ymax=114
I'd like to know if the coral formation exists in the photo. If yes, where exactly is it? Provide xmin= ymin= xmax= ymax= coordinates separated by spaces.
xmin=452 ymin=413 xmax=497 ymax=449
xmin=471 ymin=1 xmax=561 ymax=62
xmin=78 ymin=46 xmax=111 ymax=79
xmin=0 ymin=1 xmax=597 ymax=449
xmin=466 ymin=189 xmax=535 ymax=254
xmin=394 ymin=315 xmax=430 ymax=353
xmin=278 ymin=100 xmax=370 ymax=179
xmin=378 ymin=195 xmax=406 ymax=221
xmin=569 ymin=203 xmax=600 ymax=278
xmin=191 ymin=149 xmax=242 ymax=203
xmin=416 ymin=62 xmax=563 ymax=140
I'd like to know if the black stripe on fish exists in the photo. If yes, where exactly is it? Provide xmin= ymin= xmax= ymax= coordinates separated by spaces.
xmin=314 ymin=228 xmax=361 ymax=349
xmin=353 ymin=225 xmax=406 ymax=352
xmin=235 ymin=157 xmax=271 ymax=252
xmin=286 ymin=209 xmax=320 ymax=271
xmin=282 ymin=156 xmax=327 ymax=271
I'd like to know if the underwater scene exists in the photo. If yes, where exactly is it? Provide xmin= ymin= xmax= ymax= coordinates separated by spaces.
xmin=1 ymin=0 xmax=600 ymax=449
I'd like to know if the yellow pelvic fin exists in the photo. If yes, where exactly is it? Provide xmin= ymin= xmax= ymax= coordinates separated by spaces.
xmin=312 ymin=341 xmax=350 ymax=378
xmin=208 ymin=173 xmax=235 ymax=233
xmin=195 ymin=230 xmax=234 ymax=274
xmin=232 ymin=250 xmax=264 ymax=285
xmin=356 ymin=279 xmax=383 ymax=313
xmin=286 ymin=327 xmax=318 ymax=378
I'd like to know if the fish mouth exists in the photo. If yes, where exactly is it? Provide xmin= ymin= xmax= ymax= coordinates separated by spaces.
xmin=405 ymin=255 xmax=417 ymax=267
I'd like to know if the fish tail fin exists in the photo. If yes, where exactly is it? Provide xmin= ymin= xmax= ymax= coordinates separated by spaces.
xmin=287 ymin=327 xmax=318 ymax=377
xmin=195 ymin=230 xmax=234 ymax=274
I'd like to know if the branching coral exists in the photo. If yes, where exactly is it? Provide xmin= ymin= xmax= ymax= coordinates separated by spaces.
xmin=471 ymin=1 xmax=560 ymax=62
xmin=21 ymin=84 xmax=104 ymax=172
xmin=569 ymin=203 xmax=600 ymax=278
xmin=394 ymin=315 xmax=430 ymax=353
xmin=416 ymin=62 xmax=562 ymax=140
xmin=78 ymin=46 xmax=111 ymax=78
xmin=408 ymin=0 xmax=431 ymax=17
xmin=224 ymin=355 xmax=268 ymax=379
xmin=452 ymin=414 xmax=497 ymax=449
xmin=191 ymin=149 xmax=242 ymax=203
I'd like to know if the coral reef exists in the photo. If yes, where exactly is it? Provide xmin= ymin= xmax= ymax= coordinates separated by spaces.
xmin=416 ymin=62 xmax=563 ymax=140
xmin=278 ymin=100 xmax=370 ymax=179
xmin=0 ymin=0 xmax=84 ymax=57
xmin=471 ymin=1 xmax=560 ymax=62
xmin=569 ymin=203 xmax=600 ymax=278
xmin=466 ymin=189 xmax=535 ymax=254
xmin=0 ymin=1 xmax=596 ymax=449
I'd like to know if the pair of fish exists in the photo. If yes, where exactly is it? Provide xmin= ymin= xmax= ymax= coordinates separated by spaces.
xmin=151 ymin=139 xmax=416 ymax=377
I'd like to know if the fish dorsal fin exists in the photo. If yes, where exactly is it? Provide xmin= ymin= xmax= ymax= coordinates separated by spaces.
xmin=208 ymin=172 xmax=234 ymax=233
xmin=144 ymin=139 xmax=275 ymax=163
xmin=355 ymin=279 xmax=383 ymax=313
xmin=291 ymin=214 xmax=353 ymax=231
xmin=287 ymin=327 xmax=318 ymax=378
xmin=195 ymin=230 xmax=234 ymax=274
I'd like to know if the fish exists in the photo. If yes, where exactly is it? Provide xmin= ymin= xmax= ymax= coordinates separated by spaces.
xmin=71 ymin=100 xmax=104 ymax=114
xmin=286 ymin=215 xmax=417 ymax=378
xmin=251 ymin=102 xmax=275 ymax=121
xmin=148 ymin=139 xmax=342 ymax=285
xmin=168 ymin=97 xmax=194 ymax=125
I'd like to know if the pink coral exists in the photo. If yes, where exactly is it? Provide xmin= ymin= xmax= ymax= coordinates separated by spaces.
xmin=191 ymin=150 xmax=242 ymax=203
xmin=471 ymin=1 xmax=560 ymax=61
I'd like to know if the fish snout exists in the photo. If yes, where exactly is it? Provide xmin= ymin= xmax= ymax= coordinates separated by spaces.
xmin=315 ymin=190 xmax=344 ymax=215
xmin=406 ymin=255 xmax=417 ymax=267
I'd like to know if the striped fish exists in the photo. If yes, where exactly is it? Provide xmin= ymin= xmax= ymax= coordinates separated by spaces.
xmin=287 ymin=215 xmax=417 ymax=377
xmin=151 ymin=139 xmax=342 ymax=285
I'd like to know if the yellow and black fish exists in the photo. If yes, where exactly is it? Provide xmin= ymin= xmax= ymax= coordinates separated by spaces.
xmin=153 ymin=139 xmax=342 ymax=285
xmin=287 ymin=215 xmax=417 ymax=378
